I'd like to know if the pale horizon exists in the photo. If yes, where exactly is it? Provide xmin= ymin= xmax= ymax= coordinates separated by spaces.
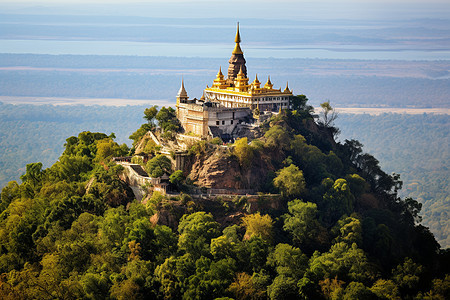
xmin=1 ymin=0 xmax=449 ymax=20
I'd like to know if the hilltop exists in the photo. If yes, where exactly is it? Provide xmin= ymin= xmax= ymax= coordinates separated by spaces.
xmin=0 ymin=100 xmax=448 ymax=299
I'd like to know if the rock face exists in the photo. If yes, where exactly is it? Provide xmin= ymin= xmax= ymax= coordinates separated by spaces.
xmin=186 ymin=146 xmax=274 ymax=190
xmin=188 ymin=147 xmax=243 ymax=189
xmin=233 ymin=124 xmax=263 ymax=141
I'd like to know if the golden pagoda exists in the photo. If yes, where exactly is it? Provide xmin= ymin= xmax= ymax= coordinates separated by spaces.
xmin=176 ymin=23 xmax=293 ymax=139
xmin=204 ymin=23 xmax=292 ymax=111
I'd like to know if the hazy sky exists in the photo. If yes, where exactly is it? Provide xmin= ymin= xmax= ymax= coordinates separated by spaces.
xmin=2 ymin=0 xmax=449 ymax=20
xmin=2 ymin=0 xmax=448 ymax=3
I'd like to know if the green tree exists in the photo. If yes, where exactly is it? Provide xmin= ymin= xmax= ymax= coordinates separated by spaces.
xmin=155 ymin=106 xmax=181 ymax=138
xmin=344 ymin=174 xmax=368 ymax=198
xmin=50 ymin=155 xmax=92 ymax=182
xmin=309 ymin=242 xmax=373 ymax=284
xmin=110 ymin=279 xmax=140 ymax=300
xmin=94 ymin=138 xmax=127 ymax=162
xmin=283 ymin=200 xmax=327 ymax=252
xmin=420 ymin=274 xmax=450 ymax=300
xmin=234 ymin=137 xmax=254 ymax=168
xmin=273 ymin=164 xmax=306 ymax=197
xmin=20 ymin=162 xmax=44 ymax=196
xmin=98 ymin=206 xmax=129 ymax=251
xmin=169 ymin=170 xmax=185 ymax=188
xmin=178 ymin=212 xmax=220 ymax=257
xmin=129 ymin=123 xmax=152 ymax=147
xmin=318 ymin=101 xmax=338 ymax=128
xmin=143 ymin=106 xmax=158 ymax=127
xmin=267 ymin=243 xmax=308 ymax=280
xmin=343 ymin=282 xmax=376 ymax=300
xmin=87 ymin=164 xmax=134 ymax=207
xmin=392 ymin=257 xmax=423 ymax=292
xmin=80 ymin=272 xmax=111 ymax=299
xmin=0 ymin=181 xmax=20 ymax=213
xmin=267 ymin=275 xmax=298 ymax=300
xmin=332 ymin=216 xmax=363 ymax=246
xmin=319 ymin=277 xmax=345 ymax=300
xmin=211 ymin=235 xmax=235 ymax=260
xmin=142 ymin=138 xmax=160 ymax=155
xmin=243 ymin=236 xmax=271 ymax=274
xmin=289 ymin=134 xmax=330 ymax=185
xmin=370 ymin=279 xmax=401 ymax=300
xmin=242 ymin=213 xmax=273 ymax=243
xmin=320 ymin=178 xmax=354 ymax=224
xmin=123 ymin=217 xmax=157 ymax=261
xmin=264 ymin=125 xmax=291 ymax=151
xmin=228 ymin=272 xmax=260 ymax=300
xmin=183 ymin=256 xmax=235 ymax=300
xmin=290 ymin=94 xmax=312 ymax=111
xmin=146 ymin=155 xmax=172 ymax=178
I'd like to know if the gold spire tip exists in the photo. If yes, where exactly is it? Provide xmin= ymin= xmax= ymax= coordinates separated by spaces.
xmin=232 ymin=22 xmax=243 ymax=55
xmin=235 ymin=22 xmax=241 ymax=43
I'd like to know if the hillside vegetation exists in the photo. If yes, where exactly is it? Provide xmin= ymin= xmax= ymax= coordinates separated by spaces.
xmin=1 ymin=103 xmax=448 ymax=249
xmin=0 ymin=102 xmax=144 ymax=189
xmin=0 ymin=104 xmax=448 ymax=299
xmin=336 ymin=113 xmax=449 ymax=249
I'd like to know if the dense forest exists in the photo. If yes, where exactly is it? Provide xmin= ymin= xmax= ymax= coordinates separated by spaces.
xmin=1 ymin=103 xmax=448 ymax=249
xmin=0 ymin=103 xmax=448 ymax=299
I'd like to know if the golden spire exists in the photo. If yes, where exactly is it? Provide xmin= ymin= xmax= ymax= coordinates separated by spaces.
xmin=252 ymin=74 xmax=261 ymax=87
xmin=232 ymin=22 xmax=243 ymax=55
xmin=251 ymin=74 xmax=261 ymax=91
xmin=264 ymin=76 xmax=273 ymax=89
xmin=213 ymin=66 xmax=226 ymax=88
xmin=216 ymin=66 xmax=224 ymax=81
xmin=237 ymin=65 xmax=245 ymax=77
xmin=235 ymin=22 xmax=241 ymax=43
xmin=284 ymin=81 xmax=290 ymax=93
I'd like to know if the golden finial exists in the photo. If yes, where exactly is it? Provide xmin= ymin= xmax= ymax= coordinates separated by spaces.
xmin=217 ymin=66 xmax=223 ymax=76
xmin=284 ymin=81 xmax=290 ymax=93
xmin=238 ymin=65 xmax=244 ymax=75
xmin=252 ymin=74 xmax=260 ymax=85
xmin=264 ymin=76 xmax=273 ymax=89
xmin=232 ymin=22 xmax=243 ymax=55
xmin=235 ymin=22 xmax=241 ymax=43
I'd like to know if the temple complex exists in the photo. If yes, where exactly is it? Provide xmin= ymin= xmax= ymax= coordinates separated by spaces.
xmin=176 ymin=23 xmax=293 ymax=139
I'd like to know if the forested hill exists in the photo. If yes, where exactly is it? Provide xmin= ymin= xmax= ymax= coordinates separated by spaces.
xmin=0 ymin=104 xmax=448 ymax=299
